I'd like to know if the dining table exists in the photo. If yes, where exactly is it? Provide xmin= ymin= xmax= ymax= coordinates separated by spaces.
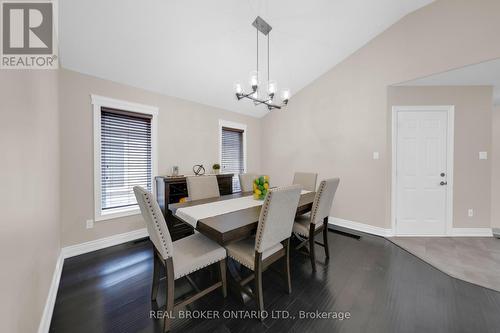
xmin=168 ymin=189 xmax=316 ymax=302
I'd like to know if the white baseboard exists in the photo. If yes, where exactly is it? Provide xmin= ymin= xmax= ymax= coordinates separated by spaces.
xmin=450 ymin=227 xmax=493 ymax=237
xmin=37 ymin=252 xmax=64 ymax=333
xmin=328 ymin=217 xmax=493 ymax=238
xmin=328 ymin=217 xmax=393 ymax=237
xmin=62 ymin=228 xmax=148 ymax=259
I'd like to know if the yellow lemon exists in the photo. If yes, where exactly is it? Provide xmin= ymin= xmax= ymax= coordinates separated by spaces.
xmin=255 ymin=189 xmax=261 ymax=195
xmin=264 ymin=183 xmax=269 ymax=189
xmin=264 ymin=175 xmax=269 ymax=181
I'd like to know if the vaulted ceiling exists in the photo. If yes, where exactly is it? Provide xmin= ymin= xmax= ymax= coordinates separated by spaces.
xmin=60 ymin=0 xmax=434 ymax=117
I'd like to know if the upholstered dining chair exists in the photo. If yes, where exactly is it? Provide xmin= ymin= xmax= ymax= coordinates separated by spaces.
xmin=239 ymin=173 xmax=258 ymax=192
xmin=186 ymin=175 xmax=220 ymax=201
xmin=293 ymin=178 xmax=340 ymax=272
xmin=292 ymin=172 xmax=318 ymax=192
xmin=133 ymin=186 xmax=227 ymax=332
xmin=225 ymin=185 xmax=301 ymax=318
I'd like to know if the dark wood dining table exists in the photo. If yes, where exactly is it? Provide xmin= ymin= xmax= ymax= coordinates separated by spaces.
xmin=168 ymin=190 xmax=316 ymax=303
xmin=168 ymin=190 xmax=316 ymax=245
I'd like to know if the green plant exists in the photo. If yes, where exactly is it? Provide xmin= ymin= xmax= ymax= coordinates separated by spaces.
xmin=212 ymin=163 xmax=220 ymax=170
xmin=253 ymin=175 xmax=269 ymax=200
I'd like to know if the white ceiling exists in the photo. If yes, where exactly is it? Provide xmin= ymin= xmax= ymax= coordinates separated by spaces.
xmin=398 ymin=58 xmax=500 ymax=105
xmin=60 ymin=0 xmax=434 ymax=117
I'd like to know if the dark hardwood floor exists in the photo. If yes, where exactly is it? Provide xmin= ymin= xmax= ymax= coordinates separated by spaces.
xmin=50 ymin=228 xmax=500 ymax=333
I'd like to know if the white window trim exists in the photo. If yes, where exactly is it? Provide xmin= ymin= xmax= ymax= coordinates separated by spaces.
xmin=219 ymin=119 xmax=247 ymax=174
xmin=92 ymin=94 xmax=158 ymax=222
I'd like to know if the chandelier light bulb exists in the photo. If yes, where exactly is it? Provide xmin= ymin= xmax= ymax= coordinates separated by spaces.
xmin=234 ymin=81 xmax=243 ymax=94
xmin=281 ymin=89 xmax=290 ymax=102
xmin=267 ymin=80 xmax=277 ymax=96
xmin=249 ymin=70 xmax=260 ymax=90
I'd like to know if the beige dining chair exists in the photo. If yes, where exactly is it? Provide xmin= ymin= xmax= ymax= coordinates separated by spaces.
xmin=293 ymin=178 xmax=340 ymax=272
xmin=133 ymin=186 xmax=227 ymax=332
xmin=186 ymin=175 xmax=220 ymax=201
xmin=239 ymin=173 xmax=258 ymax=192
xmin=292 ymin=172 xmax=318 ymax=192
xmin=225 ymin=185 xmax=301 ymax=318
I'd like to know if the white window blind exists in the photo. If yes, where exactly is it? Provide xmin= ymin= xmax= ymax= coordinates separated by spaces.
xmin=100 ymin=107 xmax=152 ymax=211
xmin=221 ymin=127 xmax=244 ymax=192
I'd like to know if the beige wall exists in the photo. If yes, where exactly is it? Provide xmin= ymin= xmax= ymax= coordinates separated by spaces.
xmin=59 ymin=69 xmax=261 ymax=246
xmin=492 ymin=105 xmax=500 ymax=229
xmin=388 ymin=86 xmax=493 ymax=228
xmin=0 ymin=71 xmax=60 ymax=332
xmin=260 ymin=0 xmax=500 ymax=228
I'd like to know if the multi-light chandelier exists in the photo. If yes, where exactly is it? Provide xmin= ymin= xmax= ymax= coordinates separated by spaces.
xmin=234 ymin=16 xmax=290 ymax=111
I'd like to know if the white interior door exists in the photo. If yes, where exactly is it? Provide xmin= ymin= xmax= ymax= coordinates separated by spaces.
xmin=395 ymin=109 xmax=450 ymax=235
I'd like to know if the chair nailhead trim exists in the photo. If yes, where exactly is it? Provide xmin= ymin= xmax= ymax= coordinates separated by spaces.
xmin=144 ymin=193 xmax=171 ymax=259
xmin=175 ymin=254 xmax=226 ymax=278
xmin=294 ymin=220 xmax=321 ymax=236
xmin=228 ymin=252 xmax=254 ymax=270
xmin=255 ymin=190 xmax=273 ymax=251
xmin=310 ymin=181 xmax=326 ymax=225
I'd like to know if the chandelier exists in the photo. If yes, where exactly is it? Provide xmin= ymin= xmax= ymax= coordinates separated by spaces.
xmin=234 ymin=16 xmax=290 ymax=111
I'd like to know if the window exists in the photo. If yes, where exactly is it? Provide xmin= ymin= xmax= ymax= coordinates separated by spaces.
xmin=220 ymin=120 xmax=246 ymax=192
xmin=92 ymin=95 xmax=158 ymax=221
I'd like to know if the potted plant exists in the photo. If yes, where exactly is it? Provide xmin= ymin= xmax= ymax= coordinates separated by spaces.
xmin=212 ymin=163 xmax=221 ymax=174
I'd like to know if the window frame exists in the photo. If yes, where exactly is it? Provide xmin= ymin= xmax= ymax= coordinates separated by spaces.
xmin=219 ymin=120 xmax=247 ymax=191
xmin=92 ymin=95 xmax=158 ymax=222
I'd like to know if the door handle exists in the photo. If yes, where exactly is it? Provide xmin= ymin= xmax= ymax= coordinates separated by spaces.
xmin=440 ymin=181 xmax=447 ymax=186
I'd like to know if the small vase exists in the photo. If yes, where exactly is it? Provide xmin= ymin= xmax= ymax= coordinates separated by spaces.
xmin=213 ymin=169 xmax=220 ymax=175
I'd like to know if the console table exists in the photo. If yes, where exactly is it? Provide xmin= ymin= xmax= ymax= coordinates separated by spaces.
xmin=155 ymin=174 xmax=234 ymax=240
